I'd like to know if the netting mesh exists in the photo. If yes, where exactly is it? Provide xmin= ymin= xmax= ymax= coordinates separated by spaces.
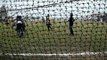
xmin=0 ymin=0 xmax=107 ymax=60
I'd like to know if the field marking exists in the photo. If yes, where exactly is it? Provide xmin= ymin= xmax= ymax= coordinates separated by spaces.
xmin=0 ymin=52 xmax=107 ymax=56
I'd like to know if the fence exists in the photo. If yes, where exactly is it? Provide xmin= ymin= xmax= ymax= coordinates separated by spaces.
xmin=0 ymin=0 xmax=107 ymax=60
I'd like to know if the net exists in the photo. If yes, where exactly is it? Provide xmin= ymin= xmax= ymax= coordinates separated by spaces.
xmin=0 ymin=0 xmax=107 ymax=60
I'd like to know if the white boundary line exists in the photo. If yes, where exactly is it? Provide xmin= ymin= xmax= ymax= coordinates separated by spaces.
xmin=0 ymin=52 xmax=107 ymax=56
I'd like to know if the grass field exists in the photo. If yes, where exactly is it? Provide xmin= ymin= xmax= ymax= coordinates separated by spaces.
xmin=0 ymin=20 xmax=107 ymax=60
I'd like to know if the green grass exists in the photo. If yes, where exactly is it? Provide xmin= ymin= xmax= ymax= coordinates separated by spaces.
xmin=0 ymin=20 xmax=107 ymax=60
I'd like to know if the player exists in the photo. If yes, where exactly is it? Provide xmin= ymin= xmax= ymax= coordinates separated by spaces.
xmin=46 ymin=14 xmax=52 ymax=31
xmin=12 ymin=16 xmax=25 ymax=37
xmin=68 ymin=13 xmax=75 ymax=35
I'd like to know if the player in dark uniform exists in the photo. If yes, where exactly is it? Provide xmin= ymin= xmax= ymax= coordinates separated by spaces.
xmin=69 ymin=13 xmax=75 ymax=35
xmin=12 ymin=16 xmax=25 ymax=37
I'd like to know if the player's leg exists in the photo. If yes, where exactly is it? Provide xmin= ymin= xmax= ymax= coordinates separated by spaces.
xmin=69 ymin=26 xmax=74 ymax=35
xmin=46 ymin=24 xmax=50 ymax=31
xmin=49 ymin=24 xmax=52 ymax=31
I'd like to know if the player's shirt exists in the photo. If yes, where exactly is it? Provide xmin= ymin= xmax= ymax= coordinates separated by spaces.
xmin=46 ymin=16 xmax=51 ymax=25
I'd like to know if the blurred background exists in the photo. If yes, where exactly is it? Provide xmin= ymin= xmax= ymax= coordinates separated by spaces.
xmin=0 ymin=0 xmax=107 ymax=21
